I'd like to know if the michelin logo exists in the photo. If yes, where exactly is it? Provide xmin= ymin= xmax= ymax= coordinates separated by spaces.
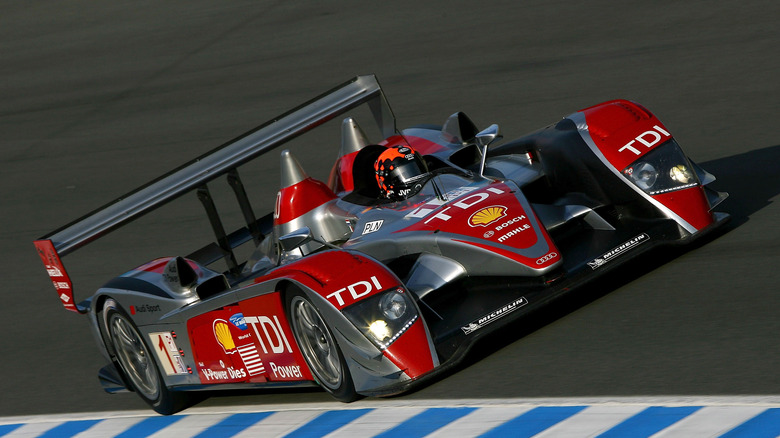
xmin=461 ymin=297 xmax=528 ymax=335
xmin=587 ymin=233 xmax=650 ymax=270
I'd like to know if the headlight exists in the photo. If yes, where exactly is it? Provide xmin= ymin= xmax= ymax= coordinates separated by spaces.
xmin=343 ymin=288 xmax=418 ymax=350
xmin=669 ymin=164 xmax=694 ymax=184
xmin=379 ymin=291 xmax=408 ymax=320
xmin=624 ymin=161 xmax=658 ymax=191
xmin=622 ymin=139 xmax=699 ymax=195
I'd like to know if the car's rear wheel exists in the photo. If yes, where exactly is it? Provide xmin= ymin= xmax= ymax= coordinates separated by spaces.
xmin=103 ymin=299 xmax=191 ymax=414
xmin=287 ymin=289 xmax=360 ymax=402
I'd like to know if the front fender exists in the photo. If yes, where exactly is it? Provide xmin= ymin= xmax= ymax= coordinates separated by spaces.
xmin=259 ymin=250 xmax=439 ymax=391
xmin=570 ymin=100 xmax=721 ymax=234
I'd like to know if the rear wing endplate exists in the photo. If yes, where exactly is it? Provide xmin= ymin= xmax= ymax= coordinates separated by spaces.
xmin=34 ymin=75 xmax=396 ymax=313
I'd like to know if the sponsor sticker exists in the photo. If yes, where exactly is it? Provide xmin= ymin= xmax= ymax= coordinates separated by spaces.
xmin=213 ymin=318 xmax=265 ymax=377
xmin=326 ymin=275 xmax=383 ymax=308
xmin=469 ymin=206 xmax=507 ymax=227
xmin=587 ymin=233 xmax=650 ymax=269
xmin=130 ymin=304 xmax=161 ymax=315
xmin=149 ymin=331 xmax=188 ymax=375
xmin=536 ymin=252 xmax=558 ymax=265
xmin=461 ymin=297 xmax=529 ymax=335
xmin=269 ymin=361 xmax=304 ymax=379
xmin=230 ymin=313 xmax=248 ymax=330
xmin=619 ymin=125 xmax=671 ymax=156
xmin=362 ymin=220 xmax=384 ymax=234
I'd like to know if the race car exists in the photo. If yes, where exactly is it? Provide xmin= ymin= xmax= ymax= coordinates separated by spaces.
xmin=34 ymin=75 xmax=729 ymax=414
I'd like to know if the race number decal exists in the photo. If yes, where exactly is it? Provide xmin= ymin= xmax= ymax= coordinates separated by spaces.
xmin=148 ymin=331 xmax=188 ymax=375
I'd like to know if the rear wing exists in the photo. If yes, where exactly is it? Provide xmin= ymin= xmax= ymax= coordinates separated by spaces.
xmin=34 ymin=75 xmax=397 ymax=313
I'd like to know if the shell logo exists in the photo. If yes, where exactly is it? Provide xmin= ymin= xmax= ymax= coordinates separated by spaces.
xmin=214 ymin=320 xmax=236 ymax=353
xmin=469 ymin=205 xmax=507 ymax=227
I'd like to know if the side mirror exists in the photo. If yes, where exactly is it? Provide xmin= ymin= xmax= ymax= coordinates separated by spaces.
xmin=475 ymin=124 xmax=502 ymax=177
xmin=278 ymin=227 xmax=313 ymax=252
xmin=474 ymin=124 xmax=502 ymax=148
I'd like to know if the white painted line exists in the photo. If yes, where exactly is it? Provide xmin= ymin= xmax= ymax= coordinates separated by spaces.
xmin=533 ymin=405 xmax=647 ymax=438
xmin=233 ymin=410 xmax=322 ymax=438
xmin=651 ymin=405 xmax=769 ymax=438
xmin=74 ymin=417 xmax=145 ymax=438
xmin=325 ymin=407 xmax=425 ymax=437
xmin=4 ymin=421 xmax=60 ymax=437
xmin=148 ymin=413 xmax=230 ymax=438
xmin=426 ymin=406 xmax=533 ymax=437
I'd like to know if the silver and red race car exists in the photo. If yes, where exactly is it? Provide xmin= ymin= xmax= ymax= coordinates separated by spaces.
xmin=35 ymin=75 xmax=728 ymax=414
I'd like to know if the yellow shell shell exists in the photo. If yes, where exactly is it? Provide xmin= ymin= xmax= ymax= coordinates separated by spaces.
xmin=214 ymin=321 xmax=236 ymax=351
xmin=470 ymin=206 xmax=506 ymax=226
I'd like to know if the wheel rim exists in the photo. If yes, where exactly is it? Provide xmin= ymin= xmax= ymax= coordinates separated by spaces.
xmin=109 ymin=313 xmax=161 ymax=400
xmin=290 ymin=296 xmax=343 ymax=389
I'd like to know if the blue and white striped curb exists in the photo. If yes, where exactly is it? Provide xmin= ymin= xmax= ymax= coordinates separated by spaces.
xmin=2 ymin=397 xmax=780 ymax=437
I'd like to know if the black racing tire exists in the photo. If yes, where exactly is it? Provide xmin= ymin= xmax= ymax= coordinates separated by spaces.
xmin=285 ymin=288 xmax=360 ymax=402
xmin=103 ymin=299 xmax=192 ymax=415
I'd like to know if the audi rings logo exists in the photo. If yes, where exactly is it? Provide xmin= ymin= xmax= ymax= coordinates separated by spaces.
xmin=536 ymin=252 xmax=558 ymax=264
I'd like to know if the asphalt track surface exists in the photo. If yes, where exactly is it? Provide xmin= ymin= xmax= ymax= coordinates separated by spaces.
xmin=2 ymin=1 xmax=778 ymax=417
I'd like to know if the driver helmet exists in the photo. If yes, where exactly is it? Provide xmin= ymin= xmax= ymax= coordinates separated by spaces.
xmin=374 ymin=144 xmax=429 ymax=201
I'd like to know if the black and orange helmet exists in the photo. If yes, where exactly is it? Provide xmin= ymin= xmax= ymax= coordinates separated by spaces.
xmin=374 ymin=145 xmax=429 ymax=200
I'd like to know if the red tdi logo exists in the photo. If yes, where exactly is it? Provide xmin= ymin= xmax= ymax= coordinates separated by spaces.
xmin=619 ymin=125 xmax=671 ymax=156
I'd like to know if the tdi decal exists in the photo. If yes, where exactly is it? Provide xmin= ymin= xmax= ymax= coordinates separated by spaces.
xmin=245 ymin=315 xmax=293 ymax=355
xmin=619 ymin=125 xmax=671 ymax=156
xmin=587 ymin=233 xmax=650 ymax=269
xmin=405 ymin=186 xmax=506 ymax=222
xmin=326 ymin=275 xmax=383 ymax=307
xmin=461 ymin=297 xmax=529 ymax=335
xmin=422 ymin=187 xmax=507 ymax=225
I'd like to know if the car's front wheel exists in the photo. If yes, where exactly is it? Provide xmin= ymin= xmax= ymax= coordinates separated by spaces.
xmin=103 ymin=299 xmax=191 ymax=414
xmin=286 ymin=289 xmax=360 ymax=402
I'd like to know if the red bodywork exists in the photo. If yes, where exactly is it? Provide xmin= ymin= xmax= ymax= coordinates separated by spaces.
xmin=274 ymin=177 xmax=337 ymax=225
xmin=187 ymin=294 xmax=313 ymax=384
xmin=399 ymin=182 xmax=560 ymax=270
xmin=186 ymin=250 xmax=438 ymax=385
xmin=580 ymin=100 xmax=716 ymax=232
xmin=34 ymin=239 xmax=81 ymax=313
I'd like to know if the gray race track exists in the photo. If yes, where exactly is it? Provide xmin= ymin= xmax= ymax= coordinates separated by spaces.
xmin=1 ymin=1 xmax=778 ymax=416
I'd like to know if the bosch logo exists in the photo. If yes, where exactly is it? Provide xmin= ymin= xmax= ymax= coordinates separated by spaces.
xmin=536 ymin=252 xmax=558 ymax=265
xmin=495 ymin=215 xmax=526 ymax=231
xmin=484 ymin=231 xmax=494 ymax=238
